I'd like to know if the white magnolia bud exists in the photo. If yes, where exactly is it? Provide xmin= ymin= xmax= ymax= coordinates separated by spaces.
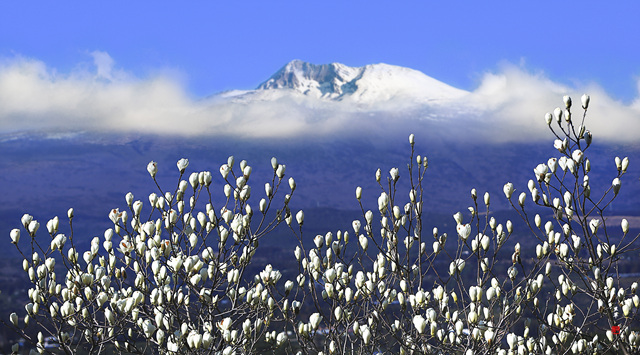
xmin=622 ymin=219 xmax=629 ymax=234
xmin=362 ymin=326 xmax=371 ymax=344
xmin=289 ymin=177 xmax=296 ymax=191
xmin=242 ymin=165 xmax=252 ymax=178
xmin=503 ymin=183 xmax=514 ymax=199
xmin=219 ymin=164 xmax=230 ymax=179
xmin=534 ymin=163 xmax=549 ymax=181
xmin=518 ymin=192 xmax=526 ymax=207
xmin=572 ymin=150 xmax=583 ymax=164
xmin=612 ymin=178 xmax=621 ymax=195
xmin=296 ymin=210 xmax=304 ymax=226
xmin=554 ymin=139 xmax=565 ymax=152
xmin=10 ymin=229 xmax=20 ymax=244
xmin=581 ymin=94 xmax=590 ymax=109
xmin=10 ymin=312 xmax=18 ymax=327
xmin=147 ymin=161 xmax=158 ymax=178
xmin=121 ymin=193 xmax=132 ymax=210
xmin=413 ymin=315 xmax=427 ymax=334
xmin=467 ymin=311 xmax=478 ymax=324
xmin=553 ymin=107 xmax=563 ymax=123
xmin=309 ymin=313 xmax=322 ymax=330
xmin=389 ymin=168 xmax=399 ymax=182
xmin=202 ymin=171 xmax=212 ymax=186
xmin=589 ymin=219 xmax=601 ymax=235
xmin=359 ymin=235 xmax=368 ymax=251
xmin=176 ymin=158 xmax=189 ymax=173
xmin=433 ymin=241 xmax=441 ymax=255
xmin=189 ymin=172 xmax=199 ymax=189
xmin=378 ymin=192 xmax=389 ymax=212
xmin=456 ymin=224 xmax=471 ymax=240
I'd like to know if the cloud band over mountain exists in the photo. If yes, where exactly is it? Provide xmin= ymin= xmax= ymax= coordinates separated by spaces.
xmin=0 ymin=52 xmax=638 ymax=142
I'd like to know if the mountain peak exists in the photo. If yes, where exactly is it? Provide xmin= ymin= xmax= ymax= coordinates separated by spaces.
xmin=256 ymin=60 xmax=468 ymax=103
xmin=257 ymin=60 xmax=361 ymax=99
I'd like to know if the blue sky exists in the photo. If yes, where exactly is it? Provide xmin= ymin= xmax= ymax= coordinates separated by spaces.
xmin=0 ymin=2 xmax=639 ymax=141
xmin=1 ymin=1 xmax=638 ymax=101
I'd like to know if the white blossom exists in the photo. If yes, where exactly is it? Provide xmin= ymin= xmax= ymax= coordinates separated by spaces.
xmin=177 ymin=158 xmax=189 ymax=173
xmin=147 ymin=161 xmax=158 ymax=178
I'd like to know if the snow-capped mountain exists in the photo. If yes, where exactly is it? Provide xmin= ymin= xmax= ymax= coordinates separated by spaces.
xmin=254 ymin=60 xmax=469 ymax=104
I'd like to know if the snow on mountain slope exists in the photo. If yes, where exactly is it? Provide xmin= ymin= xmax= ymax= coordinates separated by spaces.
xmin=257 ymin=60 xmax=360 ymax=99
xmin=254 ymin=60 xmax=469 ymax=104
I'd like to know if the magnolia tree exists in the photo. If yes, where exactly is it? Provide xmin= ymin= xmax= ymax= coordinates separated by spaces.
xmin=4 ymin=95 xmax=639 ymax=354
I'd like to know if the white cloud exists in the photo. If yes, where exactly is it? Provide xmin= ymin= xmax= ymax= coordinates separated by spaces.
xmin=0 ymin=55 xmax=195 ymax=134
xmin=0 ymin=54 xmax=638 ymax=142
xmin=90 ymin=51 xmax=116 ymax=81
xmin=461 ymin=64 xmax=640 ymax=143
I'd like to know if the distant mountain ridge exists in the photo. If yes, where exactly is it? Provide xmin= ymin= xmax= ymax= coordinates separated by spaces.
xmin=254 ymin=60 xmax=469 ymax=103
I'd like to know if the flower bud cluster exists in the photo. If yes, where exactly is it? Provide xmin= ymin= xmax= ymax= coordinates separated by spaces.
xmin=8 ymin=106 xmax=640 ymax=354
xmin=9 ymin=156 xmax=309 ymax=354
